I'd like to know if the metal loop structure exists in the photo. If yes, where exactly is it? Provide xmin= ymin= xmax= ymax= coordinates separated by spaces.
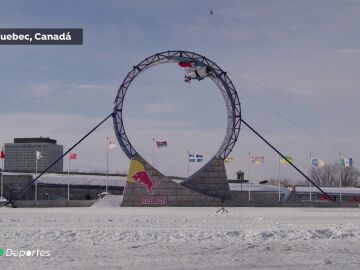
xmin=113 ymin=50 xmax=241 ymax=160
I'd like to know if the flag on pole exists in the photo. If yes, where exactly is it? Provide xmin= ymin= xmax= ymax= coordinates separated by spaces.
xmin=0 ymin=148 xmax=5 ymax=159
xmin=280 ymin=156 xmax=293 ymax=164
xmin=156 ymin=141 xmax=168 ymax=148
xmin=188 ymin=153 xmax=195 ymax=162
xmin=224 ymin=157 xmax=234 ymax=163
xmin=250 ymin=156 xmax=264 ymax=165
xmin=36 ymin=151 xmax=42 ymax=160
xmin=196 ymin=155 xmax=203 ymax=162
xmin=188 ymin=153 xmax=203 ymax=162
xmin=69 ymin=153 xmax=77 ymax=160
xmin=311 ymin=158 xmax=325 ymax=167
xmin=108 ymin=138 xmax=118 ymax=149
xmin=340 ymin=158 xmax=353 ymax=167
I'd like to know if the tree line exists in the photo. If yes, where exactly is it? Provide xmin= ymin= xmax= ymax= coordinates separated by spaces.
xmin=310 ymin=163 xmax=360 ymax=187
xmin=266 ymin=163 xmax=360 ymax=187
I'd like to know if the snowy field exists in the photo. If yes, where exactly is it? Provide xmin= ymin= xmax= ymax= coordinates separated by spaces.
xmin=1 ymin=203 xmax=360 ymax=270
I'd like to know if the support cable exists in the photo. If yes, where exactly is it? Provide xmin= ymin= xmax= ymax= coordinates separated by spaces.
xmin=241 ymin=117 xmax=334 ymax=202
xmin=5 ymin=112 xmax=115 ymax=206
xmin=234 ymin=82 xmax=342 ymax=155
xmin=231 ymin=73 xmax=360 ymax=129
xmin=0 ymin=67 xmax=131 ymax=112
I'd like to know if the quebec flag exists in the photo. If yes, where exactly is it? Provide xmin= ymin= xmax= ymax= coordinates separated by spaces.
xmin=188 ymin=153 xmax=203 ymax=162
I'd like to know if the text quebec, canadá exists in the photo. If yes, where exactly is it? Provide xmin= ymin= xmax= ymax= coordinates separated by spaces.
xmin=0 ymin=32 xmax=72 ymax=42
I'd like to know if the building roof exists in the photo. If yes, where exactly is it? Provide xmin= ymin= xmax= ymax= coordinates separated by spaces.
xmin=4 ymin=172 xmax=126 ymax=186
xmin=14 ymin=137 xmax=57 ymax=144
xmin=295 ymin=186 xmax=360 ymax=195
xmin=229 ymin=183 xmax=290 ymax=194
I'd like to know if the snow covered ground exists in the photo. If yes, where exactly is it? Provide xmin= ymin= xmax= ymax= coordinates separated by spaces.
xmin=1 ymin=204 xmax=360 ymax=270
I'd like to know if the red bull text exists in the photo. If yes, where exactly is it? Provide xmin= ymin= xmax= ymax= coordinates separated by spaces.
xmin=141 ymin=196 xmax=168 ymax=205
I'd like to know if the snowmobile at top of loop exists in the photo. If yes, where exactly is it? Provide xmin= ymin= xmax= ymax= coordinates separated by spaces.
xmin=177 ymin=59 xmax=209 ymax=83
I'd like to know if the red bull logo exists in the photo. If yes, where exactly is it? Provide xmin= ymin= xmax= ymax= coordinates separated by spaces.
xmin=131 ymin=170 xmax=159 ymax=194
xmin=127 ymin=159 xmax=160 ymax=194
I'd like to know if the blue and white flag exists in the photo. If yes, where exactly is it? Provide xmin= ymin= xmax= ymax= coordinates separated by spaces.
xmin=311 ymin=158 xmax=325 ymax=167
xmin=188 ymin=153 xmax=203 ymax=162
xmin=188 ymin=154 xmax=195 ymax=162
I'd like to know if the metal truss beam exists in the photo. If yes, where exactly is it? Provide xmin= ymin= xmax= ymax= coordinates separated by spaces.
xmin=113 ymin=51 xmax=241 ymax=160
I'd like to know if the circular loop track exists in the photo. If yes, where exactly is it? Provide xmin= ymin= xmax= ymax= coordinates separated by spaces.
xmin=113 ymin=50 xmax=241 ymax=160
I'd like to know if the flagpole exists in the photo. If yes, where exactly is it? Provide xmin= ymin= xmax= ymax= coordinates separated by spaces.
xmin=35 ymin=151 xmax=38 ymax=206
xmin=248 ymin=152 xmax=251 ymax=202
xmin=187 ymin=150 xmax=190 ymax=177
xmin=1 ymin=148 xmax=4 ymax=200
xmin=278 ymin=154 xmax=281 ymax=202
xmin=309 ymin=152 xmax=312 ymax=202
xmin=152 ymin=138 xmax=155 ymax=176
xmin=106 ymin=137 xmax=109 ymax=194
xmin=339 ymin=152 xmax=342 ymax=203
xmin=68 ymin=155 xmax=70 ymax=201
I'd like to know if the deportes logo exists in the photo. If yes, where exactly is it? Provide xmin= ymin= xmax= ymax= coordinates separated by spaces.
xmin=0 ymin=247 xmax=50 ymax=258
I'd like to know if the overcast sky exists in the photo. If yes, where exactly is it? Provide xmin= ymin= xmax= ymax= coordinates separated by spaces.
xmin=0 ymin=0 xmax=359 ymax=182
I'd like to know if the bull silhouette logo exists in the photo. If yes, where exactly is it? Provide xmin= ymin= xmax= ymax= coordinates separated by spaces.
xmin=127 ymin=160 xmax=160 ymax=194
xmin=131 ymin=170 xmax=159 ymax=194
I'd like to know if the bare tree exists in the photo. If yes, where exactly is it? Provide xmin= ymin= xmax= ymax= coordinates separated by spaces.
xmin=340 ymin=166 xmax=360 ymax=186
xmin=310 ymin=162 xmax=360 ymax=187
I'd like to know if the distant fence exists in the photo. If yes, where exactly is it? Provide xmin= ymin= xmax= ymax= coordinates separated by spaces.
xmin=12 ymin=200 xmax=96 ymax=208
xmin=225 ymin=201 xmax=360 ymax=208
xmin=1 ymin=174 xmax=123 ymax=201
